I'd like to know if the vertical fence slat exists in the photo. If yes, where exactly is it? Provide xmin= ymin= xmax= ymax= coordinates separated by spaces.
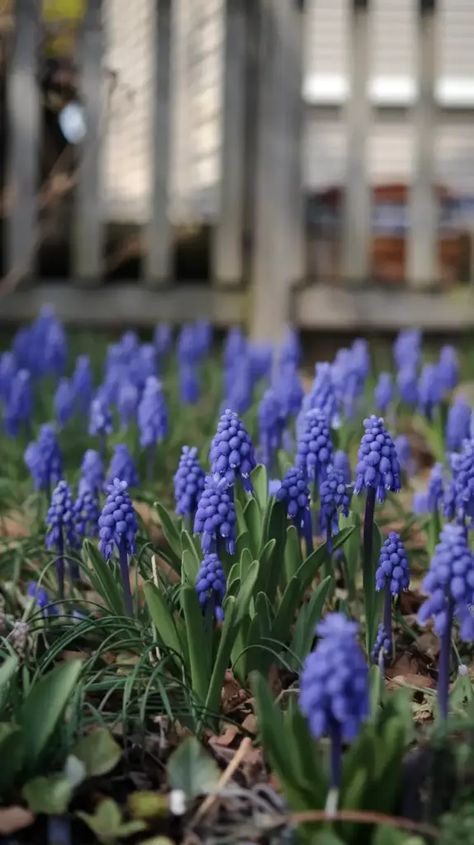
xmin=73 ymin=0 xmax=104 ymax=284
xmin=212 ymin=0 xmax=247 ymax=285
xmin=285 ymin=0 xmax=305 ymax=283
xmin=341 ymin=0 xmax=371 ymax=283
xmin=145 ymin=0 xmax=172 ymax=286
xmin=5 ymin=0 xmax=40 ymax=279
xmin=250 ymin=0 xmax=304 ymax=341
xmin=407 ymin=0 xmax=438 ymax=289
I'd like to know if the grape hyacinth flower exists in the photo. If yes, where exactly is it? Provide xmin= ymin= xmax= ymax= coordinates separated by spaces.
xmin=370 ymin=623 xmax=392 ymax=667
xmin=299 ymin=614 xmax=369 ymax=803
xmin=258 ymin=388 xmax=284 ymax=470
xmin=446 ymin=397 xmax=471 ymax=453
xmin=296 ymin=408 xmax=333 ymax=488
xmin=319 ymin=466 xmax=351 ymax=548
xmin=393 ymin=329 xmax=422 ymax=371
xmin=26 ymin=582 xmax=58 ymax=617
xmin=195 ymin=553 xmax=226 ymax=623
xmin=333 ymin=450 xmax=352 ymax=484
xmin=173 ymin=446 xmax=205 ymax=521
xmin=332 ymin=340 xmax=369 ymax=420
xmin=46 ymin=481 xmax=77 ymax=598
xmin=418 ymin=524 xmax=474 ymax=719
xmin=453 ymin=439 xmax=474 ymax=527
xmin=427 ymin=463 xmax=444 ymax=514
xmin=89 ymin=393 xmax=113 ymax=455
xmin=223 ymin=359 xmax=253 ymax=415
xmin=153 ymin=323 xmax=172 ymax=359
xmin=0 ymin=351 xmax=16 ymax=403
xmin=24 ymin=423 xmax=63 ymax=495
xmin=74 ymin=480 xmax=100 ymax=540
xmin=418 ymin=363 xmax=443 ymax=421
xmin=179 ymin=364 xmax=200 ymax=404
xmin=99 ymin=478 xmax=138 ymax=617
xmin=194 ymin=476 xmax=236 ymax=555
xmin=209 ymin=409 xmax=256 ymax=492
xmin=4 ymin=369 xmax=32 ymax=436
xmin=72 ymin=355 xmax=93 ymax=414
xmin=54 ymin=378 xmax=75 ymax=429
xmin=374 ymin=372 xmax=394 ymax=414
xmin=275 ymin=362 xmax=303 ymax=419
xmin=279 ymin=327 xmax=302 ymax=367
xmin=438 ymin=345 xmax=459 ymax=393
xmin=117 ymin=381 xmax=139 ymax=431
xmin=374 ymin=532 xmax=410 ymax=664
xmin=80 ymin=449 xmax=104 ymax=495
xmin=137 ymin=376 xmax=168 ymax=479
xmin=43 ymin=319 xmax=67 ymax=376
xmin=276 ymin=467 xmax=313 ymax=554
xmin=107 ymin=444 xmax=139 ymax=489
xmin=354 ymin=416 xmax=400 ymax=646
xmin=397 ymin=365 xmax=418 ymax=407
xmin=302 ymin=363 xmax=339 ymax=428
xmin=394 ymin=435 xmax=412 ymax=474
xmin=412 ymin=490 xmax=429 ymax=514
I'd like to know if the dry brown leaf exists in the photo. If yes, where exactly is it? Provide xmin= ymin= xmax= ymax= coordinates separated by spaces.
xmin=221 ymin=670 xmax=248 ymax=715
xmin=0 ymin=806 xmax=34 ymax=835
xmin=241 ymin=714 xmax=258 ymax=736
xmin=211 ymin=725 xmax=240 ymax=747
xmin=415 ymin=632 xmax=440 ymax=660
xmin=388 ymin=673 xmax=435 ymax=691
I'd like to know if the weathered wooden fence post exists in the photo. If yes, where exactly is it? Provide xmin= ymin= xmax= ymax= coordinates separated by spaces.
xmin=5 ymin=0 xmax=40 ymax=280
xmin=73 ymin=0 xmax=104 ymax=284
xmin=145 ymin=0 xmax=172 ymax=286
xmin=250 ymin=0 xmax=304 ymax=342
xmin=341 ymin=0 xmax=371 ymax=284
xmin=407 ymin=0 xmax=438 ymax=288
xmin=212 ymin=0 xmax=247 ymax=286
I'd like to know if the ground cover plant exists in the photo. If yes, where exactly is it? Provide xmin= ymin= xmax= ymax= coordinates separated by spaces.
xmin=0 ymin=309 xmax=472 ymax=844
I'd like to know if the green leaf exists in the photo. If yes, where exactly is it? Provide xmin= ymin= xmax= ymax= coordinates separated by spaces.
xmin=205 ymin=596 xmax=238 ymax=718
xmin=340 ymin=511 xmax=360 ymax=600
xmin=167 ymin=737 xmax=220 ymax=799
xmin=290 ymin=576 xmax=333 ymax=663
xmin=154 ymin=501 xmax=182 ymax=570
xmin=243 ymin=496 xmax=262 ymax=556
xmin=23 ymin=774 xmax=73 ymax=815
xmin=77 ymin=799 xmax=146 ymax=844
xmin=234 ymin=559 xmax=259 ymax=625
xmin=272 ymin=575 xmax=300 ymax=644
xmin=251 ymin=464 xmax=269 ymax=512
xmin=0 ymin=656 xmax=19 ymax=711
xmin=283 ymin=525 xmax=303 ymax=585
xmin=72 ymin=728 xmax=122 ymax=777
xmin=19 ymin=659 xmax=82 ymax=772
xmin=84 ymin=539 xmax=127 ymax=616
xmin=364 ymin=520 xmax=383 ymax=653
xmin=181 ymin=585 xmax=211 ymax=705
xmin=181 ymin=549 xmax=199 ymax=586
xmin=0 ymin=722 xmax=24 ymax=794
xmin=143 ymin=582 xmax=185 ymax=663
xmin=180 ymin=531 xmax=201 ymax=582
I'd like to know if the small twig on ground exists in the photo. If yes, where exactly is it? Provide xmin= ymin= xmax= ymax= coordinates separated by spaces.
xmin=189 ymin=737 xmax=252 ymax=829
xmin=279 ymin=809 xmax=439 ymax=839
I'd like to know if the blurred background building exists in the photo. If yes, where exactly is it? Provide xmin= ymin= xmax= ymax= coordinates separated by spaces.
xmin=0 ymin=0 xmax=474 ymax=338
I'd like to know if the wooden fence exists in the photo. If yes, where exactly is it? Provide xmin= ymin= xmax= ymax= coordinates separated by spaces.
xmin=1 ymin=0 xmax=474 ymax=338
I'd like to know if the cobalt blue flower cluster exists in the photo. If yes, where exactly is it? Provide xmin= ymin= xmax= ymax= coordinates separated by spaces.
xmin=179 ymin=364 xmax=200 ymax=404
xmin=24 ymin=424 xmax=63 ymax=492
xmin=397 ymin=366 xmax=418 ymax=406
xmin=453 ymin=440 xmax=474 ymax=526
xmin=74 ymin=480 xmax=100 ymax=539
xmin=275 ymin=362 xmax=303 ymax=419
xmin=153 ymin=322 xmax=172 ymax=357
xmin=174 ymin=446 xmax=205 ymax=518
xmin=0 ymin=352 xmax=16 ymax=403
xmin=117 ymin=381 xmax=139 ymax=430
xmin=393 ymin=329 xmax=421 ymax=371
xmin=89 ymin=394 xmax=113 ymax=439
xmin=371 ymin=623 xmax=392 ymax=664
xmin=303 ymin=363 xmax=339 ymax=427
xmin=27 ymin=582 xmax=58 ymax=617
xmin=195 ymin=553 xmax=226 ymax=622
xmin=258 ymin=388 xmax=285 ymax=468
xmin=299 ymin=613 xmax=369 ymax=742
xmin=107 ymin=444 xmax=139 ymax=488
xmin=4 ymin=370 xmax=32 ymax=436
xmin=332 ymin=340 xmax=369 ymax=419
xmin=210 ymin=409 xmax=256 ymax=490
xmin=334 ymin=449 xmax=352 ymax=483
xmin=80 ymin=449 xmax=104 ymax=494
xmin=45 ymin=480 xmax=77 ymax=552
xmin=446 ymin=397 xmax=471 ymax=453
xmin=418 ymin=524 xmax=474 ymax=640
xmin=98 ymin=478 xmax=138 ymax=561
xmin=296 ymin=408 xmax=333 ymax=486
xmin=354 ymin=416 xmax=400 ymax=502
xmin=194 ymin=476 xmax=236 ymax=554
xmin=319 ymin=466 xmax=350 ymax=536
xmin=276 ymin=467 xmax=312 ymax=548
xmin=137 ymin=376 xmax=168 ymax=448
xmin=54 ymin=378 xmax=75 ymax=428
xmin=427 ymin=463 xmax=444 ymax=513
xmin=394 ymin=434 xmax=411 ymax=472
xmin=375 ymin=532 xmax=410 ymax=595
xmin=374 ymin=372 xmax=394 ymax=414
xmin=438 ymin=345 xmax=459 ymax=393
xmin=279 ymin=328 xmax=301 ymax=367
xmin=418 ymin=363 xmax=443 ymax=420
xmin=72 ymin=355 xmax=93 ymax=413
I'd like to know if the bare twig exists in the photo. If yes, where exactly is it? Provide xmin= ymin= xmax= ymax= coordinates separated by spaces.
xmin=190 ymin=737 xmax=252 ymax=828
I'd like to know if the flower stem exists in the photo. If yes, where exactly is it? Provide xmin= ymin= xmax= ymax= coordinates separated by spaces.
xmin=302 ymin=509 xmax=313 ymax=555
xmin=363 ymin=486 xmax=376 ymax=649
xmin=118 ymin=537 xmax=133 ymax=617
xmin=438 ymin=598 xmax=454 ymax=721
xmin=56 ymin=532 xmax=65 ymax=600
xmin=383 ymin=581 xmax=393 ymax=662
xmin=147 ymin=445 xmax=155 ymax=482
xmin=329 ymin=721 xmax=342 ymax=790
